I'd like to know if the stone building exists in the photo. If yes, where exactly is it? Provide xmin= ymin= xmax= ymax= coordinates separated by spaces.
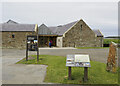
xmin=38 ymin=24 xmax=57 ymax=47
xmin=1 ymin=19 xmax=104 ymax=48
xmin=1 ymin=20 xmax=37 ymax=48
xmin=48 ymin=19 xmax=103 ymax=47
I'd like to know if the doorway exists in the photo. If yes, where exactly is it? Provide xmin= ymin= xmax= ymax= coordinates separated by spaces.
xmin=38 ymin=36 xmax=57 ymax=47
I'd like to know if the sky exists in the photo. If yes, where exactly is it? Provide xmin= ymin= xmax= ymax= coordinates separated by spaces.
xmin=0 ymin=1 xmax=119 ymax=37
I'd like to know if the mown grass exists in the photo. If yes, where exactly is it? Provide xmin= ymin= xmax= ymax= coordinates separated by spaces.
xmin=104 ymin=39 xmax=120 ymax=44
xmin=16 ymin=55 xmax=118 ymax=84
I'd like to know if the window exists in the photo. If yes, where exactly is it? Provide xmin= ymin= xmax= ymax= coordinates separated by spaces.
xmin=12 ymin=34 xmax=15 ymax=38
xmin=81 ymin=25 xmax=82 ymax=28
xmin=80 ymin=25 xmax=82 ymax=31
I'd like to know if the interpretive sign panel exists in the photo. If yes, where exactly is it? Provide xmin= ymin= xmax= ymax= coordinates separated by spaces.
xmin=66 ymin=54 xmax=91 ymax=67
xmin=26 ymin=35 xmax=39 ymax=62
xmin=66 ymin=54 xmax=91 ymax=81
xmin=66 ymin=55 xmax=75 ymax=67
xmin=75 ymin=55 xmax=90 ymax=62
xmin=27 ymin=36 xmax=38 ymax=51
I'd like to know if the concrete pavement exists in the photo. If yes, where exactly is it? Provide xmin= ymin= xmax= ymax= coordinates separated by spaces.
xmin=2 ymin=49 xmax=48 ymax=84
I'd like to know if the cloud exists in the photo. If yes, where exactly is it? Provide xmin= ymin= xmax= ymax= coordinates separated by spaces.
xmin=0 ymin=3 xmax=2 ymax=23
xmin=1 ymin=2 xmax=118 ymax=36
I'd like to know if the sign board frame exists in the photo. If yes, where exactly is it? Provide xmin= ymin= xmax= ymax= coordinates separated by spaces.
xmin=66 ymin=54 xmax=91 ymax=67
xmin=66 ymin=54 xmax=91 ymax=82
xmin=26 ymin=35 xmax=39 ymax=62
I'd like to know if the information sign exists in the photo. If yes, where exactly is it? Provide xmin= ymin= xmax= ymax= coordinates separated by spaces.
xmin=66 ymin=54 xmax=91 ymax=67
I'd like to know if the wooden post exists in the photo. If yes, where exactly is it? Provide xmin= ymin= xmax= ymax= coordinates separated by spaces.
xmin=68 ymin=67 xmax=71 ymax=80
xmin=84 ymin=67 xmax=88 ymax=82
xmin=37 ymin=35 xmax=39 ymax=62
xmin=26 ymin=37 xmax=28 ymax=61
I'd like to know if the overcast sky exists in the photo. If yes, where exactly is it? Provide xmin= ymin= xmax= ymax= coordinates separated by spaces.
xmin=1 ymin=2 xmax=118 ymax=37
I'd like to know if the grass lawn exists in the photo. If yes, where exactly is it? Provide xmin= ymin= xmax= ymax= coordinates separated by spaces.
xmin=17 ymin=55 xmax=118 ymax=84
xmin=104 ymin=39 xmax=119 ymax=44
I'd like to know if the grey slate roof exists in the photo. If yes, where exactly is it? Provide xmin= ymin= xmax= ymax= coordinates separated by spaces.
xmin=0 ymin=23 xmax=35 ymax=32
xmin=1 ymin=19 xmax=103 ymax=37
xmin=48 ymin=21 xmax=103 ymax=37
xmin=38 ymin=24 xmax=56 ymax=35
xmin=93 ymin=29 xmax=103 ymax=37
xmin=0 ymin=19 xmax=35 ymax=32
xmin=49 ymin=21 xmax=77 ymax=36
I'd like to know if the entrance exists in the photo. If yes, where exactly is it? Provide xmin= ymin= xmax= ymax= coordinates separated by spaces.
xmin=38 ymin=36 xmax=57 ymax=47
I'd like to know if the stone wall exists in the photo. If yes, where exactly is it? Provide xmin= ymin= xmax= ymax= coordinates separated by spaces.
xmin=94 ymin=36 xmax=104 ymax=47
xmin=2 ymin=31 xmax=36 ymax=48
xmin=62 ymin=19 xmax=103 ymax=47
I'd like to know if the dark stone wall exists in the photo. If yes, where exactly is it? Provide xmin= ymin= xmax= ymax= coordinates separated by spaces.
xmin=2 ymin=31 xmax=36 ymax=48
xmin=62 ymin=19 xmax=103 ymax=47
xmin=95 ymin=36 xmax=104 ymax=47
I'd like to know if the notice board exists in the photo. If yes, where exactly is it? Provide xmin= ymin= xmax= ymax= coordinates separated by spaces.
xmin=66 ymin=54 xmax=91 ymax=67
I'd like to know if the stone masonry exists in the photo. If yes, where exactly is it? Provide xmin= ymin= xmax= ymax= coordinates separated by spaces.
xmin=2 ymin=31 xmax=36 ymax=48
xmin=62 ymin=19 xmax=103 ymax=47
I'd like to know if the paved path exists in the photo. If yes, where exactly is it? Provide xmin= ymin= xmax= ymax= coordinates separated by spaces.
xmin=2 ymin=49 xmax=48 ymax=84
xmin=2 ymin=48 xmax=109 ymax=84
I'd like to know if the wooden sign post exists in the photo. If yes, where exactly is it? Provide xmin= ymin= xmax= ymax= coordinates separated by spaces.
xmin=84 ymin=67 xmax=88 ymax=82
xmin=37 ymin=34 xmax=39 ymax=62
xmin=66 ymin=54 xmax=91 ymax=82
xmin=26 ymin=35 xmax=39 ymax=62
xmin=68 ymin=67 xmax=71 ymax=80
xmin=26 ymin=38 xmax=28 ymax=61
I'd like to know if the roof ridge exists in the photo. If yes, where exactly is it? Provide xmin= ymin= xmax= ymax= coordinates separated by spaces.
xmin=48 ymin=20 xmax=78 ymax=35
xmin=6 ymin=19 xmax=18 ymax=24
xmin=48 ymin=20 xmax=78 ymax=27
xmin=1 ymin=24 xmax=35 ymax=32
xmin=38 ymin=24 xmax=56 ymax=35
xmin=93 ymin=29 xmax=103 ymax=37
